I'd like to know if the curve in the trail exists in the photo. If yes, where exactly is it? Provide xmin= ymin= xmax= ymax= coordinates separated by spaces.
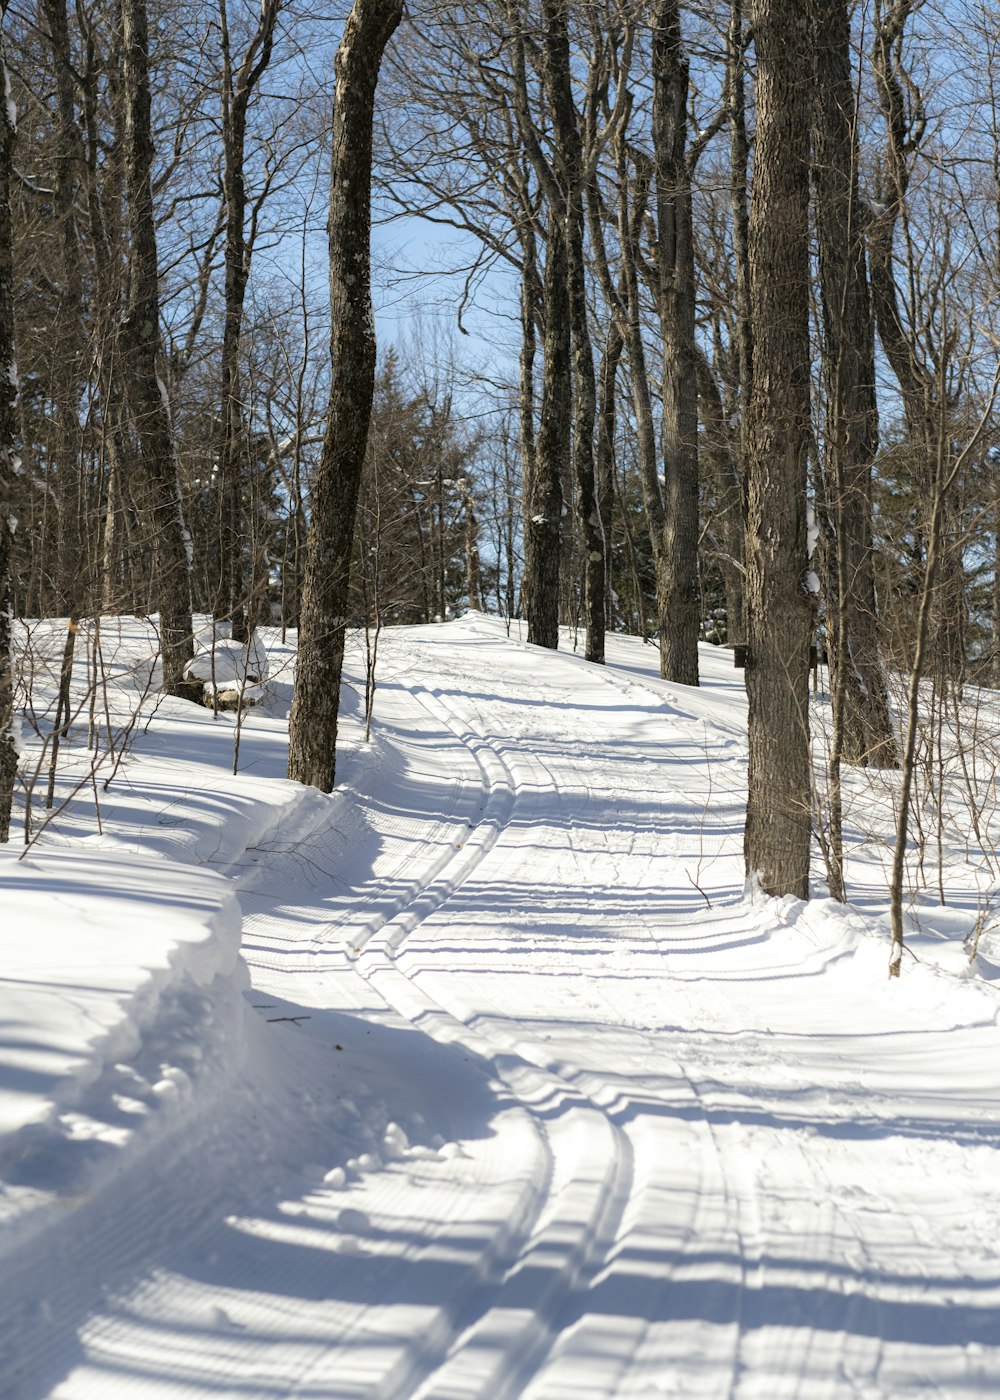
xmin=373 ymin=664 xmax=735 ymax=1400
xmin=12 ymin=620 xmax=1000 ymax=1400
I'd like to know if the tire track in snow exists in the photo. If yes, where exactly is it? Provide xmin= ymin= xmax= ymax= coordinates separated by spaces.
xmin=15 ymin=685 xmax=553 ymax=1400
xmin=329 ymin=680 xmax=640 ymax=1400
xmin=411 ymin=644 xmax=752 ymax=1397
xmin=553 ymin=646 xmax=894 ymax=1397
xmin=366 ymin=664 xmax=679 ymax=1399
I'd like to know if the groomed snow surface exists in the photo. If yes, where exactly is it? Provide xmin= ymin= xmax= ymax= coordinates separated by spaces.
xmin=2 ymin=614 xmax=1000 ymax=1399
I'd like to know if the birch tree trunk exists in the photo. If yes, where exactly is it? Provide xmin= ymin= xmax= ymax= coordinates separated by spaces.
xmin=287 ymin=0 xmax=402 ymax=791
xmin=743 ymin=0 xmax=814 ymax=900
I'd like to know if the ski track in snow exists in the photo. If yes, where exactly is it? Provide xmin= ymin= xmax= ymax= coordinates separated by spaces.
xmin=3 ymin=615 xmax=1000 ymax=1398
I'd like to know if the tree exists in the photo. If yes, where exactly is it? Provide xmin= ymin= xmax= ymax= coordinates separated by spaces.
xmin=287 ymin=0 xmax=403 ymax=791
xmin=651 ymin=0 xmax=700 ymax=685
xmin=216 ymin=0 xmax=281 ymax=641
xmin=119 ymin=0 xmax=194 ymax=693
xmin=0 ymin=0 xmax=18 ymax=840
xmin=743 ymin=0 xmax=814 ymax=900
xmin=352 ymin=360 xmax=483 ymax=626
xmin=810 ymin=0 xmax=896 ymax=772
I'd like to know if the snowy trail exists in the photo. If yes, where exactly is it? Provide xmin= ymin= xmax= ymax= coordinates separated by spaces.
xmin=6 ymin=616 xmax=1000 ymax=1398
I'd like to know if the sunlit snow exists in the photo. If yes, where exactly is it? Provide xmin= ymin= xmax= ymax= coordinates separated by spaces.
xmin=2 ymin=615 xmax=1000 ymax=1398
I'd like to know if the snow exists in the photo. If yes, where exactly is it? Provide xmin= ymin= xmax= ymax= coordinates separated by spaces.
xmin=3 ymin=613 xmax=1000 ymax=1397
xmin=187 ymin=622 xmax=271 ymax=700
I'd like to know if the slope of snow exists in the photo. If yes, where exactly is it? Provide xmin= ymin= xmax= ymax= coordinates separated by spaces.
xmin=2 ymin=614 xmax=1000 ymax=1398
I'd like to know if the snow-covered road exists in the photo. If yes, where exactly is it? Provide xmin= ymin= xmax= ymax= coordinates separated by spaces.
xmin=4 ymin=617 xmax=1000 ymax=1398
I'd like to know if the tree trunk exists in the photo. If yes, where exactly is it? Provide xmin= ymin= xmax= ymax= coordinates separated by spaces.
xmin=217 ymin=0 xmax=279 ymax=641
xmin=0 ymin=5 xmax=18 ymax=840
xmin=811 ymin=0 xmax=897 ymax=769
xmin=523 ymin=209 xmax=568 ymax=650
xmin=728 ymin=0 xmax=753 ymax=424
xmin=464 ymin=487 xmax=482 ymax=610
xmin=42 ymin=0 xmax=86 ymax=615
xmin=287 ymin=0 xmax=402 ymax=791
xmin=725 ymin=0 xmax=751 ymax=646
xmin=743 ymin=0 xmax=814 ymax=900
xmin=120 ymin=0 xmax=193 ymax=693
xmin=616 ymin=144 xmax=664 ymax=567
xmin=652 ymin=0 xmax=700 ymax=685
xmin=696 ymin=348 xmax=745 ymax=645
xmin=596 ymin=322 xmax=623 ymax=630
xmin=540 ymin=0 xmax=603 ymax=663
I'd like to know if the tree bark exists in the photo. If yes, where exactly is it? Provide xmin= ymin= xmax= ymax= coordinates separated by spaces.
xmin=41 ymin=0 xmax=86 ymax=614
xmin=217 ymin=0 xmax=280 ymax=640
xmin=695 ymin=347 xmax=745 ymax=645
xmin=120 ymin=0 xmax=193 ymax=692
xmin=596 ymin=322 xmax=623 ymax=629
xmin=652 ymin=0 xmax=700 ymax=685
xmin=524 ymin=208 xmax=568 ymax=650
xmin=725 ymin=0 xmax=751 ymax=646
xmin=540 ymin=0 xmax=603 ymax=663
xmin=0 ymin=3 xmax=18 ymax=840
xmin=743 ymin=0 xmax=814 ymax=900
xmin=287 ymin=0 xmax=402 ymax=791
xmin=811 ymin=0 xmax=897 ymax=769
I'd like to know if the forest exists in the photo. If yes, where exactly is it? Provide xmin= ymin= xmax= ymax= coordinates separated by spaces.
xmin=8 ymin=5 xmax=1000 ymax=1391
xmin=2 ymin=0 xmax=1000 ymax=955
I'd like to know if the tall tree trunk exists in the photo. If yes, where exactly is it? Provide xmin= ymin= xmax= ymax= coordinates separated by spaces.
xmin=652 ymin=0 xmax=699 ymax=685
xmin=78 ymin=5 xmax=138 ymax=615
xmin=596 ymin=322 xmax=623 ymax=629
xmin=696 ymin=348 xmax=745 ymax=645
xmin=743 ymin=0 xmax=814 ymax=900
xmin=120 ymin=0 xmax=193 ymax=692
xmin=42 ymin=0 xmax=86 ymax=615
xmin=287 ymin=0 xmax=402 ymax=791
xmin=524 ymin=210 xmax=568 ymax=650
xmin=728 ymin=0 xmax=753 ymax=416
xmin=0 ymin=3 xmax=17 ymax=840
xmin=616 ymin=144 xmax=664 ymax=570
xmin=517 ymin=214 xmax=539 ymax=608
xmin=811 ymin=0 xmax=897 ymax=769
xmin=540 ymin=0 xmax=603 ymax=663
xmin=464 ymin=486 xmax=482 ymax=610
xmin=217 ymin=0 xmax=279 ymax=640
xmin=725 ymin=0 xmax=751 ymax=645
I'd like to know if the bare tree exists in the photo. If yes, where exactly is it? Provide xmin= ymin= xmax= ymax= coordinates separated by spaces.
xmin=119 ymin=0 xmax=193 ymax=693
xmin=287 ymin=0 xmax=403 ymax=791
xmin=216 ymin=0 xmax=281 ymax=641
xmin=743 ymin=0 xmax=814 ymax=900
xmin=811 ymin=0 xmax=896 ymax=772
xmin=652 ymin=0 xmax=699 ymax=685
xmin=0 ymin=0 xmax=18 ymax=840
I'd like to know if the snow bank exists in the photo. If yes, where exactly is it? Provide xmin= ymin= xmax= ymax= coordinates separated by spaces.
xmin=0 ymin=619 xmax=324 ymax=1260
xmin=0 ymin=845 xmax=244 ymax=1254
